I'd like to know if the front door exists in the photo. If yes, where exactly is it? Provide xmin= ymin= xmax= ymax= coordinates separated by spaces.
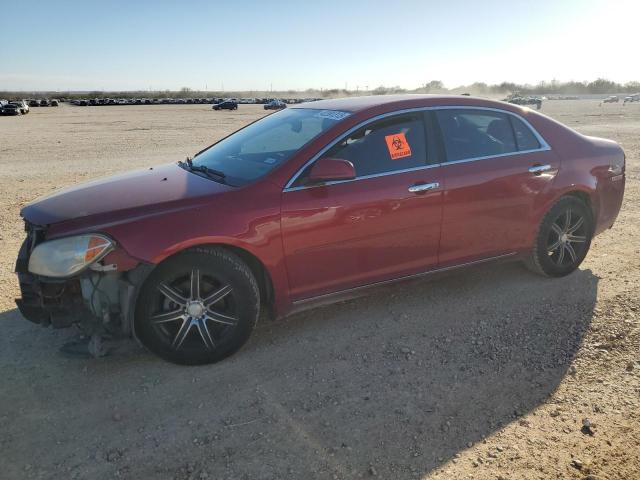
xmin=281 ymin=112 xmax=443 ymax=300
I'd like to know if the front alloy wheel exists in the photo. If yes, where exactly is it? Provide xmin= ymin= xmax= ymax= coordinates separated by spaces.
xmin=152 ymin=269 xmax=237 ymax=351
xmin=135 ymin=248 xmax=260 ymax=365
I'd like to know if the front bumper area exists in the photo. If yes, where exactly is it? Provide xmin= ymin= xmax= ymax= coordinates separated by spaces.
xmin=14 ymin=223 xmax=152 ymax=337
xmin=14 ymin=230 xmax=91 ymax=328
xmin=15 ymin=272 xmax=90 ymax=328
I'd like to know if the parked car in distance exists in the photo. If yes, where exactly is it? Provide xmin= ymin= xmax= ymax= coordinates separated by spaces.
xmin=603 ymin=95 xmax=619 ymax=103
xmin=28 ymin=99 xmax=39 ymax=107
xmin=39 ymin=99 xmax=50 ymax=107
xmin=10 ymin=100 xmax=30 ymax=114
xmin=264 ymin=99 xmax=286 ymax=110
xmin=504 ymin=94 xmax=542 ymax=110
xmin=212 ymin=100 xmax=238 ymax=110
xmin=1 ymin=102 xmax=22 ymax=115
xmin=15 ymin=95 xmax=626 ymax=365
xmin=50 ymin=99 xmax=59 ymax=107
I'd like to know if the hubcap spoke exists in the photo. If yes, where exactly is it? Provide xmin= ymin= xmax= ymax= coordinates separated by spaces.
xmin=158 ymin=283 xmax=187 ymax=306
xmin=548 ymin=222 xmax=564 ymax=253
xmin=206 ymin=309 xmax=238 ymax=326
xmin=551 ymin=223 xmax=563 ymax=237
xmin=564 ymin=243 xmax=577 ymax=263
xmin=190 ymin=269 xmax=200 ymax=300
xmin=195 ymin=319 xmax=216 ymax=350
xmin=567 ymin=234 xmax=586 ymax=243
xmin=563 ymin=209 xmax=572 ymax=231
xmin=567 ymin=216 xmax=584 ymax=234
xmin=202 ymin=285 xmax=233 ymax=307
xmin=151 ymin=309 xmax=185 ymax=324
xmin=556 ymin=243 xmax=565 ymax=265
xmin=172 ymin=318 xmax=193 ymax=350
xmin=548 ymin=239 xmax=561 ymax=253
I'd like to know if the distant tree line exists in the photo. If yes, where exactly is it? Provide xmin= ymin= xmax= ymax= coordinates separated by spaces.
xmin=2 ymin=78 xmax=639 ymax=100
xmin=375 ymin=78 xmax=640 ymax=95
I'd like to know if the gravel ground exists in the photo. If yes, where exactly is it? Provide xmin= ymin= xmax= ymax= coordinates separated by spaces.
xmin=0 ymin=102 xmax=638 ymax=480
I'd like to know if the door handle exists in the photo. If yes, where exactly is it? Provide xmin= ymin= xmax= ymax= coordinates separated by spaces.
xmin=528 ymin=164 xmax=552 ymax=174
xmin=408 ymin=182 xmax=440 ymax=193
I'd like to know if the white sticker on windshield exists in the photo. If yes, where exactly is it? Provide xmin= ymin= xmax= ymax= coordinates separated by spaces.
xmin=313 ymin=110 xmax=351 ymax=121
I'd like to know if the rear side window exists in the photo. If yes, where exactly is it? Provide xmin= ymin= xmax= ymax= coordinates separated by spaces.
xmin=321 ymin=113 xmax=427 ymax=177
xmin=510 ymin=116 xmax=541 ymax=151
xmin=436 ymin=109 xmax=517 ymax=162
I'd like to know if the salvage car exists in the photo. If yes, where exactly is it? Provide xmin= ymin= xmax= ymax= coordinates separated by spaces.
xmin=15 ymin=95 xmax=626 ymax=365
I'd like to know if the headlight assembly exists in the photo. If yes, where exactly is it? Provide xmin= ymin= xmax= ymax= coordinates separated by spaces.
xmin=28 ymin=234 xmax=114 ymax=278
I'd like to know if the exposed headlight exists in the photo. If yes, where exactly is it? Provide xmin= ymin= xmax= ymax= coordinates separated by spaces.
xmin=28 ymin=234 xmax=114 ymax=278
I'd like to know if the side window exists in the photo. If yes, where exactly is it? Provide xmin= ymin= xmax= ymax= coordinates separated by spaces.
xmin=510 ymin=116 xmax=541 ymax=151
xmin=320 ymin=113 xmax=427 ymax=178
xmin=436 ymin=109 xmax=518 ymax=162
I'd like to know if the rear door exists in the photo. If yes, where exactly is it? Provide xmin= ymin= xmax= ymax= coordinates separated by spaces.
xmin=434 ymin=108 xmax=559 ymax=266
xmin=281 ymin=112 xmax=443 ymax=300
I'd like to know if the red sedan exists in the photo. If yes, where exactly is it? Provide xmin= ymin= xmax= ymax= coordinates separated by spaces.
xmin=15 ymin=95 xmax=626 ymax=364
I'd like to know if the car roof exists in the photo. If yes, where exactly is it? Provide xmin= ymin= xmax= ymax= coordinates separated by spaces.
xmin=291 ymin=94 xmax=517 ymax=114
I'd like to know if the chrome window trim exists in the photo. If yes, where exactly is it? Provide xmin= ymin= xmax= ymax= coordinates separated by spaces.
xmin=436 ymin=147 xmax=549 ymax=167
xmin=283 ymin=105 xmax=551 ymax=192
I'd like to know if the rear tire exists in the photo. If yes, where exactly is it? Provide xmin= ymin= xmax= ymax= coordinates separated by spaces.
xmin=525 ymin=196 xmax=593 ymax=277
xmin=134 ymin=247 xmax=260 ymax=365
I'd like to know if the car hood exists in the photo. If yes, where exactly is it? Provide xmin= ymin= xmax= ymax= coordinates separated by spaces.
xmin=21 ymin=163 xmax=233 ymax=226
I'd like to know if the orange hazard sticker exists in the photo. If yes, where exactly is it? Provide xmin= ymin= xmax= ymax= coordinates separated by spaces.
xmin=384 ymin=133 xmax=412 ymax=160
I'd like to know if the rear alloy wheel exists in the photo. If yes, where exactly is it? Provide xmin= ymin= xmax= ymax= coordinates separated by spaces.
xmin=135 ymin=248 xmax=259 ymax=365
xmin=526 ymin=196 xmax=593 ymax=277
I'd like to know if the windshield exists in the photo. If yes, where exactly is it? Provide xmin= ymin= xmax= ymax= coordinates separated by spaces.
xmin=191 ymin=108 xmax=349 ymax=186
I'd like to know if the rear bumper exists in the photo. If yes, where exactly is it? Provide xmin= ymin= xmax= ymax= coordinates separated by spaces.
xmin=594 ymin=173 xmax=625 ymax=236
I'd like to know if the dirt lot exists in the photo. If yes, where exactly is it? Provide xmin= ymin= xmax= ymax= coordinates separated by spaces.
xmin=0 ymin=101 xmax=638 ymax=480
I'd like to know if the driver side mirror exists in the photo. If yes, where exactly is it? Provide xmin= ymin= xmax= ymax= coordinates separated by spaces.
xmin=307 ymin=158 xmax=356 ymax=184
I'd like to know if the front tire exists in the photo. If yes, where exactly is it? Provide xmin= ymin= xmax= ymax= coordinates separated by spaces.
xmin=526 ymin=196 xmax=593 ymax=277
xmin=134 ymin=247 xmax=260 ymax=365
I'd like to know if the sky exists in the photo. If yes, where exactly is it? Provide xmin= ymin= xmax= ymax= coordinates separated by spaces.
xmin=1 ymin=0 xmax=639 ymax=92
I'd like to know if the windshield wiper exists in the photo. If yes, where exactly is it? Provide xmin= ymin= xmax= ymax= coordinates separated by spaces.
xmin=179 ymin=157 xmax=227 ymax=183
xmin=190 ymin=164 xmax=226 ymax=180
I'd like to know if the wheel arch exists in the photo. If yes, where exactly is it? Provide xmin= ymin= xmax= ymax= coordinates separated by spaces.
xmin=559 ymin=188 xmax=598 ymax=226
xmin=146 ymin=241 xmax=276 ymax=313
xmin=217 ymin=244 xmax=276 ymax=313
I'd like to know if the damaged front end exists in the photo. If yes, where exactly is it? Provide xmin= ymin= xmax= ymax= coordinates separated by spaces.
xmin=15 ymin=220 xmax=151 ymax=338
